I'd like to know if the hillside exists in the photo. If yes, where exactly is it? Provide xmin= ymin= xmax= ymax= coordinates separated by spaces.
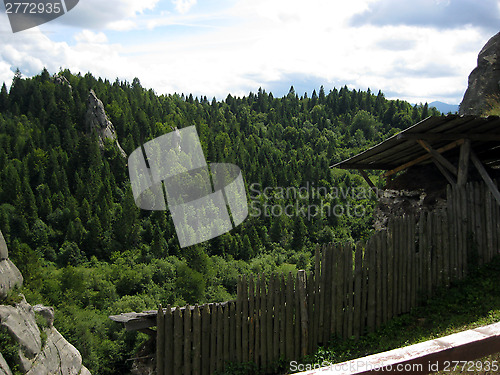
xmin=0 ymin=69 xmax=439 ymax=374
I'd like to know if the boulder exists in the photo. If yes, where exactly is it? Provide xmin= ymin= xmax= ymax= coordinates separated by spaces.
xmin=459 ymin=31 xmax=500 ymax=115
xmin=0 ymin=259 xmax=23 ymax=299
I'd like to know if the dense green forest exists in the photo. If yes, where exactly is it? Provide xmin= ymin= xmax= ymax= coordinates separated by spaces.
xmin=0 ymin=68 xmax=439 ymax=374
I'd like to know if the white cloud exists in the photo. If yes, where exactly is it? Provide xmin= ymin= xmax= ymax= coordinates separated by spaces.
xmin=74 ymin=30 xmax=108 ymax=44
xmin=172 ymin=0 xmax=197 ymax=14
xmin=56 ymin=0 xmax=160 ymax=29
xmin=0 ymin=0 xmax=493 ymax=104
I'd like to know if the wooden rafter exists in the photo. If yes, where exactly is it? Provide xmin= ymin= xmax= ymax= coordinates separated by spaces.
xmin=416 ymin=139 xmax=458 ymax=176
xmin=398 ymin=133 xmax=500 ymax=141
xmin=382 ymin=139 xmax=464 ymax=178
xmin=470 ymin=149 xmax=500 ymax=205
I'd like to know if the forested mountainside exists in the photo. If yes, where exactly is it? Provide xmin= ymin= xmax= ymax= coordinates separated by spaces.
xmin=0 ymin=68 xmax=439 ymax=373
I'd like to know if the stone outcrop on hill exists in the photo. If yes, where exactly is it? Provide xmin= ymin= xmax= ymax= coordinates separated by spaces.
xmin=0 ymin=231 xmax=91 ymax=375
xmin=85 ymin=89 xmax=126 ymax=157
xmin=0 ymin=232 xmax=22 ymax=300
xmin=459 ymin=31 xmax=500 ymax=115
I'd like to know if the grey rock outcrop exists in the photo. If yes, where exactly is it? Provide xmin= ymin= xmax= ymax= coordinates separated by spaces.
xmin=0 ymin=353 xmax=12 ymax=375
xmin=0 ymin=232 xmax=23 ymax=300
xmin=0 ymin=231 xmax=7 ymax=260
xmin=459 ymin=31 xmax=500 ymax=115
xmin=0 ymin=231 xmax=91 ymax=375
xmin=85 ymin=89 xmax=126 ymax=157
xmin=52 ymin=75 xmax=73 ymax=93
xmin=0 ymin=299 xmax=91 ymax=374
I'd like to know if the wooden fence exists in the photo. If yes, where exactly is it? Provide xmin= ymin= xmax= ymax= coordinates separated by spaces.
xmin=156 ymin=182 xmax=500 ymax=375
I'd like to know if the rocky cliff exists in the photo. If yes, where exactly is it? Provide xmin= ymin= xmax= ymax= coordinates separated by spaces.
xmin=459 ymin=31 xmax=500 ymax=115
xmin=85 ymin=89 xmax=126 ymax=158
xmin=0 ymin=232 xmax=91 ymax=375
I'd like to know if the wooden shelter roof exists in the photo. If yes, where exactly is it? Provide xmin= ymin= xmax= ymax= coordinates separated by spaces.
xmin=332 ymin=115 xmax=500 ymax=174
xmin=332 ymin=115 xmax=500 ymax=204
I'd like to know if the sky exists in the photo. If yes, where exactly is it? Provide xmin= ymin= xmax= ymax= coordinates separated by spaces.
xmin=0 ymin=0 xmax=499 ymax=104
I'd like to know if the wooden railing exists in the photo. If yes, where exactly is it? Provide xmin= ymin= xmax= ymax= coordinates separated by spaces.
xmin=151 ymin=181 xmax=500 ymax=374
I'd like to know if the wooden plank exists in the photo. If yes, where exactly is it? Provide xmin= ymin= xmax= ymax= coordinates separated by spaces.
xmin=285 ymin=272 xmax=294 ymax=360
xmin=410 ymin=215 xmax=417 ymax=308
xmin=173 ymin=307 xmax=183 ymax=375
xmin=457 ymin=139 xmax=471 ymax=186
xmin=386 ymin=222 xmax=394 ymax=319
xmin=192 ymin=305 xmax=201 ymax=375
xmin=331 ymin=244 xmax=340 ymax=337
xmin=346 ymin=243 xmax=354 ymax=338
xmin=297 ymin=270 xmax=309 ymax=357
xmin=248 ymin=275 xmax=255 ymax=364
xmin=353 ymin=242 xmax=363 ymax=338
xmin=255 ymin=275 xmax=261 ymax=368
xmin=400 ymin=217 xmax=408 ymax=313
xmin=432 ymin=158 xmax=456 ymax=185
xmin=416 ymin=139 xmax=458 ymax=176
xmin=156 ymin=306 xmax=165 ymax=375
xmin=228 ymin=302 xmax=235 ymax=368
xmin=460 ymin=185 xmax=468 ymax=277
xmin=272 ymin=273 xmax=279 ymax=362
xmin=294 ymin=272 xmax=301 ymax=360
xmin=380 ymin=231 xmax=388 ymax=323
xmin=210 ymin=304 xmax=217 ymax=375
xmin=184 ymin=304 xmax=192 ymax=375
xmin=165 ymin=305 xmax=174 ymax=375
xmin=241 ymin=275 xmax=249 ymax=363
xmin=375 ymin=233 xmax=383 ymax=327
xmin=260 ymin=276 xmax=268 ymax=368
xmin=426 ymin=213 xmax=433 ymax=297
xmin=223 ymin=302 xmax=230 ymax=370
xmin=446 ymin=185 xmax=458 ymax=282
xmin=360 ymin=239 xmax=368 ymax=335
xmin=306 ymin=271 xmax=314 ymax=354
xmin=313 ymin=246 xmax=321 ymax=351
xmin=471 ymin=149 xmax=500 ymax=205
xmin=200 ymin=305 xmax=209 ymax=375
xmin=270 ymin=274 xmax=278 ymax=363
xmin=417 ymin=213 xmax=426 ymax=302
xmin=236 ymin=277 xmax=242 ymax=363
xmin=383 ymin=139 xmax=464 ymax=177
xmin=216 ymin=304 xmax=223 ymax=371
xmin=318 ymin=246 xmax=327 ymax=344
xmin=322 ymin=245 xmax=332 ymax=343
xmin=392 ymin=219 xmax=400 ymax=315
xmin=279 ymin=274 xmax=286 ymax=358
xmin=367 ymin=237 xmax=376 ymax=332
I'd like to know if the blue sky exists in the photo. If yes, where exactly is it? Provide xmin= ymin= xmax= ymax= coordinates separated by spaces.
xmin=0 ymin=0 xmax=499 ymax=104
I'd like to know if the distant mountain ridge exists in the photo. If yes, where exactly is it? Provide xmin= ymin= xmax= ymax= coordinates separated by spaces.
xmin=429 ymin=101 xmax=459 ymax=114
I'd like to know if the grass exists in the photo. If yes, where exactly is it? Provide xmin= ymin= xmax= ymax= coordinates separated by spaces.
xmin=294 ymin=255 xmax=500 ymax=373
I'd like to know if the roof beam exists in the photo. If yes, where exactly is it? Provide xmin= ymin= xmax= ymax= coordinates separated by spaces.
xmin=470 ymin=149 xmax=500 ymax=205
xmin=416 ymin=139 xmax=458 ymax=176
xmin=333 ymin=162 xmax=394 ymax=170
xmin=382 ymin=139 xmax=464 ymax=178
xmin=398 ymin=133 xmax=500 ymax=141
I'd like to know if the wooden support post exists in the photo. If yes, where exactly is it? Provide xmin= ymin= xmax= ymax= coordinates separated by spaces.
xmin=457 ymin=139 xmax=471 ymax=186
xmin=470 ymin=149 xmax=500 ymax=205
xmin=359 ymin=169 xmax=378 ymax=195
xmin=416 ymin=139 xmax=458 ymax=176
